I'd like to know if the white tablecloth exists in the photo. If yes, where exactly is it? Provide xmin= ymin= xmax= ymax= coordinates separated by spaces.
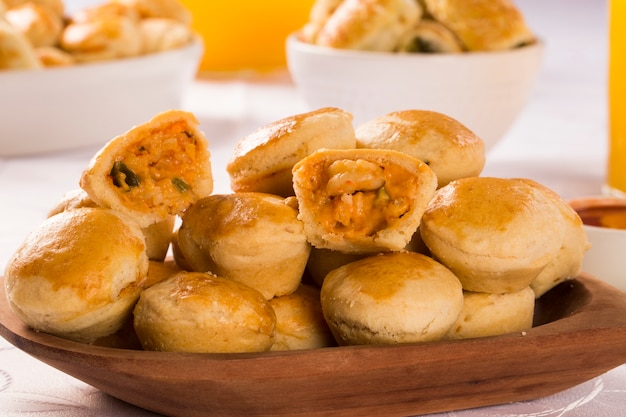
xmin=1 ymin=0 xmax=624 ymax=415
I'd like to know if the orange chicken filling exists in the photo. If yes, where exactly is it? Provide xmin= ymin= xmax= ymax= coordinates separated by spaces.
xmin=109 ymin=121 xmax=203 ymax=217
xmin=316 ymin=159 xmax=417 ymax=238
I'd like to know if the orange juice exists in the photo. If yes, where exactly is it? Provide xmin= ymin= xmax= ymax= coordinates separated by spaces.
xmin=180 ymin=0 xmax=315 ymax=73
xmin=607 ymin=0 xmax=626 ymax=196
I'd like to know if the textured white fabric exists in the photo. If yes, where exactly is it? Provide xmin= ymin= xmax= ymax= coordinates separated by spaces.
xmin=2 ymin=0 xmax=624 ymax=415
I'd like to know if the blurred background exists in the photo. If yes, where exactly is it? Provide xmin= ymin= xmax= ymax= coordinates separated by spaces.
xmin=59 ymin=1 xmax=606 ymax=76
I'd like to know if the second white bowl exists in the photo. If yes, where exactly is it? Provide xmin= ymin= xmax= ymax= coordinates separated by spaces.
xmin=286 ymin=34 xmax=544 ymax=151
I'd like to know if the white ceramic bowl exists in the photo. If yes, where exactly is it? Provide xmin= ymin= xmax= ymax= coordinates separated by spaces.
xmin=286 ymin=34 xmax=544 ymax=151
xmin=569 ymin=197 xmax=626 ymax=293
xmin=0 ymin=39 xmax=203 ymax=156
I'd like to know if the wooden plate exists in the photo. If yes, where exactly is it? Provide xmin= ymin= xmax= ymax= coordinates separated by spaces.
xmin=1 ymin=274 xmax=626 ymax=417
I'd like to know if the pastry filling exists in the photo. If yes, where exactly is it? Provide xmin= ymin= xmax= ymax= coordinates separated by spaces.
xmin=320 ymin=159 xmax=415 ymax=237
xmin=109 ymin=121 xmax=203 ymax=216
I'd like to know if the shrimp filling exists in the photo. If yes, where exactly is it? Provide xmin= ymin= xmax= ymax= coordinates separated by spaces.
xmin=320 ymin=159 xmax=415 ymax=238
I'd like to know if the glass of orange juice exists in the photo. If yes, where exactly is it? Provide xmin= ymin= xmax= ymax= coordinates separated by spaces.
xmin=606 ymin=0 xmax=626 ymax=197
xmin=180 ymin=0 xmax=315 ymax=73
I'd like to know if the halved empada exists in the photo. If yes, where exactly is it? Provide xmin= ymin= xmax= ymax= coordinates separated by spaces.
xmin=292 ymin=148 xmax=438 ymax=254
xmin=80 ymin=110 xmax=213 ymax=228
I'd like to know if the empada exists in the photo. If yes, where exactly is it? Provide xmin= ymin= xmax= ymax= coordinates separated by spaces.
xmin=355 ymin=109 xmax=485 ymax=188
xmin=422 ymin=0 xmax=535 ymax=51
xmin=0 ymin=19 xmax=41 ymax=70
xmin=112 ymin=0 xmax=192 ymax=25
xmin=444 ymin=287 xmax=535 ymax=340
xmin=227 ymin=107 xmax=356 ymax=197
xmin=314 ymin=0 xmax=422 ymax=51
xmin=176 ymin=192 xmax=310 ymax=300
xmin=5 ymin=2 xmax=63 ymax=48
xmin=292 ymin=148 xmax=437 ymax=253
xmin=5 ymin=207 xmax=149 ymax=344
xmin=420 ymin=177 xmax=566 ymax=294
xmin=80 ymin=110 xmax=213 ymax=228
xmin=60 ymin=14 xmax=143 ymax=62
xmin=521 ymin=179 xmax=590 ymax=297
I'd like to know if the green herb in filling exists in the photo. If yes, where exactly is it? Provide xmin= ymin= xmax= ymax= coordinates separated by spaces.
xmin=172 ymin=177 xmax=190 ymax=193
xmin=110 ymin=161 xmax=140 ymax=191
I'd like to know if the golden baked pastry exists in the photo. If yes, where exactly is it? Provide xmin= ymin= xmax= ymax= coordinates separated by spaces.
xmin=176 ymin=193 xmax=310 ymax=300
xmin=140 ymin=216 xmax=174 ymax=261
xmin=404 ymin=226 xmax=431 ymax=255
xmin=299 ymin=0 xmax=344 ymax=43
xmin=420 ymin=177 xmax=566 ymax=293
xmin=47 ymin=188 xmax=98 ymax=215
xmin=520 ymin=179 xmax=590 ymax=297
xmin=35 ymin=45 xmax=75 ymax=66
xmin=292 ymin=148 xmax=438 ymax=253
xmin=112 ymin=0 xmax=192 ymax=25
xmin=421 ymin=0 xmax=535 ymax=51
xmin=144 ymin=259 xmax=182 ymax=288
xmin=0 ymin=18 xmax=41 ymax=70
xmin=70 ymin=1 xmax=140 ymax=23
xmin=133 ymin=271 xmax=276 ymax=353
xmin=5 ymin=2 xmax=63 ymax=47
xmin=3 ymin=0 xmax=64 ymax=17
xmin=306 ymin=247 xmax=367 ymax=287
xmin=227 ymin=107 xmax=356 ymax=197
xmin=396 ymin=19 xmax=463 ymax=53
xmin=48 ymin=188 xmax=175 ymax=262
xmin=444 ymin=287 xmax=535 ymax=340
xmin=170 ymin=228 xmax=192 ymax=271
xmin=80 ymin=110 xmax=213 ymax=229
xmin=269 ymin=284 xmax=336 ymax=351
xmin=355 ymin=109 xmax=485 ymax=188
xmin=314 ymin=0 xmax=422 ymax=51
xmin=4 ymin=207 xmax=149 ymax=344
xmin=60 ymin=14 xmax=143 ymax=62
xmin=139 ymin=17 xmax=194 ymax=53
xmin=320 ymin=251 xmax=463 ymax=345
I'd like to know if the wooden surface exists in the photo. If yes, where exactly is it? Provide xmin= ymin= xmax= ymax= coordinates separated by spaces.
xmin=2 ymin=274 xmax=626 ymax=417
